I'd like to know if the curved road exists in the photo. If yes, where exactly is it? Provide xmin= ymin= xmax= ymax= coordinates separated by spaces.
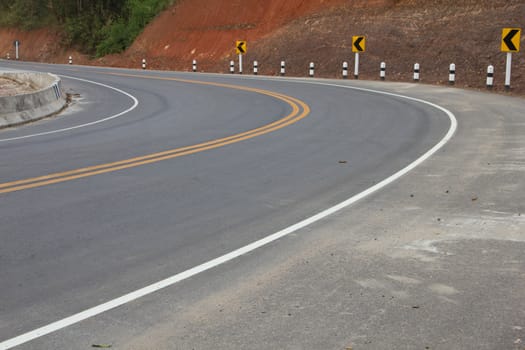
xmin=0 ymin=61 xmax=523 ymax=349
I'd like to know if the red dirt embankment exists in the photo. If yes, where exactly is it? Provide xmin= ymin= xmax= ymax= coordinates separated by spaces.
xmin=0 ymin=0 xmax=524 ymax=94
xmin=118 ymin=0 xmax=392 ymax=70
xmin=0 ymin=27 xmax=91 ymax=65
xmin=0 ymin=28 xmax=62 ymax=61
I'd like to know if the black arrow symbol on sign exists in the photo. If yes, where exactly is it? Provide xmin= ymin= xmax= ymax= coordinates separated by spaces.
xmin=354 ymin=37 xmax=364 ymax=52
xmin=503 ymin=29 xmax=520 ymax=51
xmin=237 ymin=42 xmax=246 ymax=54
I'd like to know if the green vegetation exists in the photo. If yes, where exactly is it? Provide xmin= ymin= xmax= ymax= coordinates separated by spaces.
xmin=0 ymin=0 xmax=174 ymax=56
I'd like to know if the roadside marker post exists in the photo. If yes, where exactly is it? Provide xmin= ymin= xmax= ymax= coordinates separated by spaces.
xmin=449 ymin=63 xmax=456 ymax=85
xmin=486 ymin=65 xmax=494 ymax=89
xmin=192 ymin=60 xmax=197 ymax=72
xmin=342 ymin=61 xmax=348 ymax=79
xmin=253 ymin=61 xmax=258 ymax=75
xmin=6 ymin=53 xmax=10 ymax=60
xmin=380 ymin=62 xmax=386 ymax=80
xmin=69 ymin=56 xmax=72 ymax=65
xmin=414 ymin=63 xmax=420 ymax=82
xmin=501 ymin=28 xmax=521 ymax=91
xmin=309 ymin=62 xmax=315 ymax=77
xmin=142 ymin=58 xmax=146 ymax=70
xmin=280 ymin=61 xmax=286 ymax=76
xmin=230 ymin=60 xmax=235 ymax=74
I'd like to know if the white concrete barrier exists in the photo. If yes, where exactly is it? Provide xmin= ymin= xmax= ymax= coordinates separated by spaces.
xmin=0 ymin=72 xmax=66 ymax=128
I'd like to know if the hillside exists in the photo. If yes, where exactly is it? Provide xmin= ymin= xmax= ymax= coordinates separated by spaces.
xmin=1 ymin=0 xmax=524 ymax=94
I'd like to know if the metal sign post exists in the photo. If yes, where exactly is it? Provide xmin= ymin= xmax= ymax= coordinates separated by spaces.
xmin=14 ymin=40 xmax=20 ymax=60
xmin=239 ymin=54 xmax=243 ymax=74
xmin=235 ymin=41 xmax=247 ymax=75
xmin=352 ymin=36 xmax=365 ymax=80
xmin=354 ymin=53 xmax=359 ymax=79
xmin=501 ymin=28 xmax=521 ymax=91
xmin=505 ymin=53 xmax=512 ymax=90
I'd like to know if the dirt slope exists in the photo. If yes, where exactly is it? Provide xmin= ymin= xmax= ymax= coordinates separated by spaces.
xmin=0 ymin=0 xmax=524 ymax=94
xmin=0 ymin=28 xmax=65 ymax=62
xmin=119 ymin=0 xmax=392 ymax=70
xmin=246 ymin=0 xmax=525 ymax=92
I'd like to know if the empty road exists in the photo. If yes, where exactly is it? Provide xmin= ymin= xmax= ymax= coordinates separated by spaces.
xmin=0 ymin=61 xmax=523 ymax=349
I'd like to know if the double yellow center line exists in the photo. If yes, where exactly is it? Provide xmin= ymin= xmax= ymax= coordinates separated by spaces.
xmin=0 ymin=74 xmax=310 ymax=195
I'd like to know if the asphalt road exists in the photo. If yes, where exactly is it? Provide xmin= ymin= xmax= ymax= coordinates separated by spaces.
xmin=0 ymin=61 xmax=523 ymax=349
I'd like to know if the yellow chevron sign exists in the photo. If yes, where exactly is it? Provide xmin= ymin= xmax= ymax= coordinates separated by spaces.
xmin=352 ymin=36 xmax=366 ymax=52
xmin=236 ymin=41 xmax=247 ymax=55
xmin=501 ymin=28 xmax=521 ymax=52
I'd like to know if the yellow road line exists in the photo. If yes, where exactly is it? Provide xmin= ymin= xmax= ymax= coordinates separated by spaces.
xmin=0 ymin=75 xmax=310 ymax=194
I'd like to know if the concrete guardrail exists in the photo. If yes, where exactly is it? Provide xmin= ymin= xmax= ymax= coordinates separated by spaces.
xmin=0 ymin=71 xmax=66 ymax=128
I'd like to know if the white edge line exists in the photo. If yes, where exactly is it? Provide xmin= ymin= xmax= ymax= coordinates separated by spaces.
xmin=0 ymin=75 xmax=139 ymax=143
xmin=0 ymin=81 xmax=457 ymax=350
